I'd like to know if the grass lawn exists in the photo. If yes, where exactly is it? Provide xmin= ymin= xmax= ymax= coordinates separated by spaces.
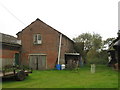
xmin=2 ymin=65 xmax=119 ymax=88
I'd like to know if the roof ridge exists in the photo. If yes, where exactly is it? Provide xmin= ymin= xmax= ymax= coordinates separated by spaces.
xmin=0 ymin=32 xmax=17 ymax=38
xmin=16 ymin=18 xmax=74 ymax=42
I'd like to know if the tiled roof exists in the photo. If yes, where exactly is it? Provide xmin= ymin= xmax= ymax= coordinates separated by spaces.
xmin=0 ymin=33 xmax=17 ymax=44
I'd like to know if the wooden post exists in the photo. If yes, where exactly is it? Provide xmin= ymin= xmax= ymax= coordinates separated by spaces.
xmin=91 ymin=64 xmax=95 ymax=73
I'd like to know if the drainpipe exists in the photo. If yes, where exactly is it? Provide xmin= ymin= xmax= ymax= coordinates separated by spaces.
xmin=57 ymin=34 xmax=62 ymax=64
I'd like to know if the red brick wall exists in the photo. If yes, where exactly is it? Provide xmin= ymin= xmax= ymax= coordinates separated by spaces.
xmin=17 ymin=20 xmax=75 ymax=69
xmin=0 ymin=49 xmax=19 ymax=58
xmin=60 ymin=36 xmax=75 ymax=63
xmin=0 ymin=48 xmax=19 ymax=67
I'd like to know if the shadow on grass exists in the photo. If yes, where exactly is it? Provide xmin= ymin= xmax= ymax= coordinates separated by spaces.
xmin=2 ymin=77 xmax=16 ymax=82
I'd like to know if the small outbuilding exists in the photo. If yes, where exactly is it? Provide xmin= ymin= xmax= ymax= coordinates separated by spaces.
xmin=0 ymin=33 xmax=21 ymax=68
xmin=65 ymin=53 xmax=82 ymax=69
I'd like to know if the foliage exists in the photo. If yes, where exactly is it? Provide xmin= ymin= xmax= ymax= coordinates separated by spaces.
xmin=92 ymin=33 xmax=102 ymax=50
xmin=2 ymin=65 xmax=119 ymax=88
xmin=2 ymin=65 xmax=31 ymax=73
xmin=73 ymin=33 xmax=116 ymax=64
xmin=73 ymin=32 xmax=102 ymax=63
xmin=73 ymin=42 xmax=87 ymax=62
xmin=74 ymin=42 xmax=84 ymax=53
xmin=87 ymin=49 xmax=108 ymax=64
xmin=73 ymin=32 xmax=93 ymax=51
xmin=104 ymin=38 xmax=115 ymax=46
xmin=102 ymin=37 xmax=115 ymax=49
xmin=73 ymin=32 xmax=102 ymax=51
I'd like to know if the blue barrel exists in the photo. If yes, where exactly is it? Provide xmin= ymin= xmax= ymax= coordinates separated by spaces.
xmin=56 ymin=64 xmax=61 ymax=70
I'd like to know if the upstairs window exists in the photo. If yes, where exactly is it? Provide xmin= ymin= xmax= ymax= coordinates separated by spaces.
xmin=33 ymin=34 xmax=42 ymax=44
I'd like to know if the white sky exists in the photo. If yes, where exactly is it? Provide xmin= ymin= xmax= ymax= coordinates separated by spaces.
xmin=0 ymin=0 xmax=119 ymax=40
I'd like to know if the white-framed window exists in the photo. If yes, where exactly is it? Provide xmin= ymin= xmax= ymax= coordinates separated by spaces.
xmin=33 ymin=34 xmax=42 ymax=44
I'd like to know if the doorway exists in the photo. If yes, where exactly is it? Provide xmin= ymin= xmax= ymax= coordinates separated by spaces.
xmin=29 ymin=55 xmax=47 ymax=70
xmin=15 ymin=53 xmax=19 ymax=65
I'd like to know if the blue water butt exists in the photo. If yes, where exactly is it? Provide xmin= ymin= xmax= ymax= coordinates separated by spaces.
xmin=56 ymin=64 xmax=61 ymax=70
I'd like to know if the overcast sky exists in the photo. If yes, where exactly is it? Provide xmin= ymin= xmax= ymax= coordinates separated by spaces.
xmin=0 ymin=0 xmax=119 ymax=40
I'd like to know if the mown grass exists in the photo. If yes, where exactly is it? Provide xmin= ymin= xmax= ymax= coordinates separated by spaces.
xmin=2 ymin=65 xmax=119 ymax=88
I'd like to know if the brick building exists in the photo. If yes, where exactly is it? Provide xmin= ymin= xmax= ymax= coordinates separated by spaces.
xmin=0 ymin=33 xmax=21 ymax=68
xmin=16 ymin=18 xmax=75 ymax=70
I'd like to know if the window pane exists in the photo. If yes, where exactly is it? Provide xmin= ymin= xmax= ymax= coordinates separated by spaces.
xmin=34 ymin=34 xmax=37 ymax=43
xmin=37 ymin=34 xmax=41 ymax=40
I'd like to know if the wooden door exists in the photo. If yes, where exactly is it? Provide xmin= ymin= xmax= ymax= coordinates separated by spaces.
xmin=38 ymin=55 xmax=46 ymax=70
xmin=29 ymin=55 xmax=37 ymax=70
xmin=15 ymin=53 xmax=19 ymax=65
xmin=29 ymin=55 xmax=46 ymax=70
